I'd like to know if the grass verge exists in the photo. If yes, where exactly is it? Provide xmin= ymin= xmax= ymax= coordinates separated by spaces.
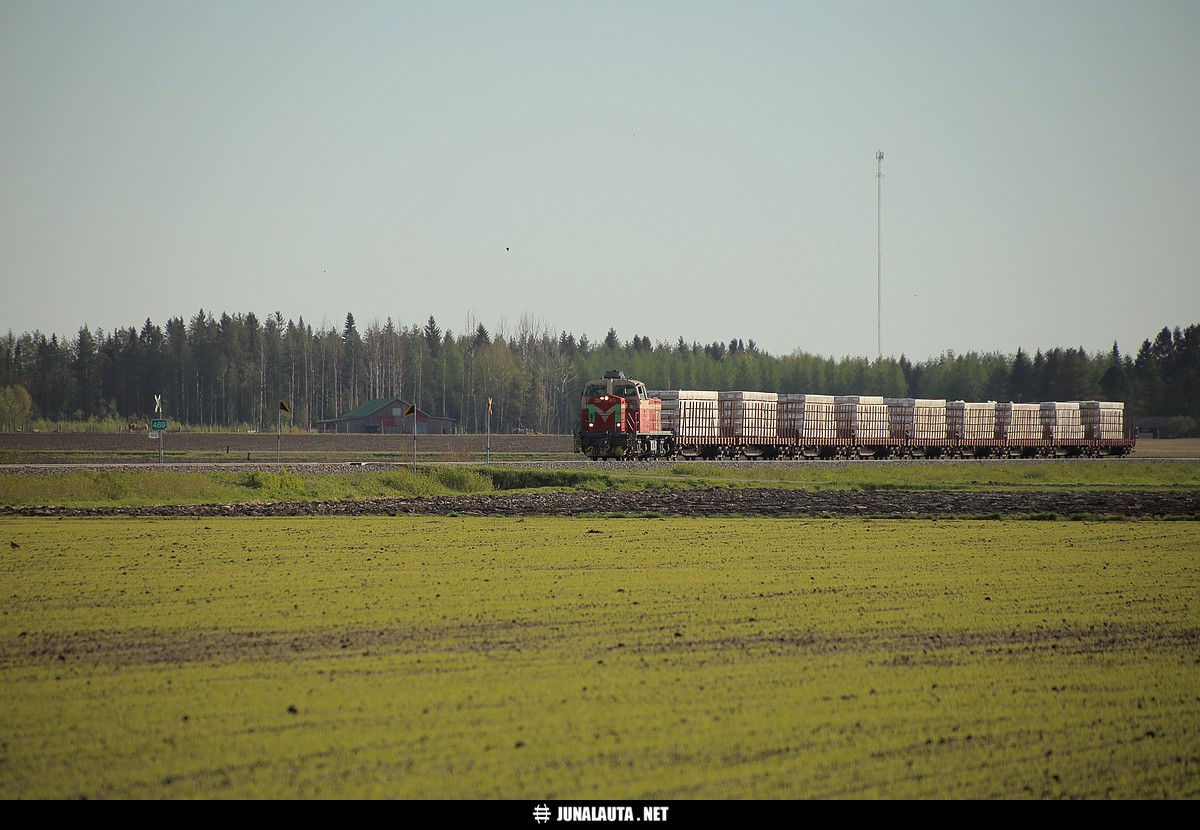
xmin=3 ymin=460 xmax=1199 ymax=509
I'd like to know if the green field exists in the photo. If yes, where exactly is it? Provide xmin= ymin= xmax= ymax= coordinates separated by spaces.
xmin=1 ymin=515 xmax=1196 ymax=799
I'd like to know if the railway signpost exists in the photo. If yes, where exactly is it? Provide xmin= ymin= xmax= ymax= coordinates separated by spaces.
xmin=153 ymin=395 xmax=165 ymax=463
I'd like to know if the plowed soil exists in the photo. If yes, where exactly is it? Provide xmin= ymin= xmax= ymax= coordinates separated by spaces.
xmin=5 ymin=487 xmax=1198 ymax=519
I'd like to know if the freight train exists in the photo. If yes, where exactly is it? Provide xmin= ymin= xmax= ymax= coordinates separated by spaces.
xmin=573 ymin=370 xmax=1136 ymax=461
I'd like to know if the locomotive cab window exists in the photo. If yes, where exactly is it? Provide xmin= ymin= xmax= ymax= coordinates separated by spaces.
xmin=584 ymin=384 xmax=606 ymax=398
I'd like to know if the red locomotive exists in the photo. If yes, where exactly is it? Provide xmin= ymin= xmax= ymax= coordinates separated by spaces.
xmin=574 ymin=370 xmax=675 ymax=460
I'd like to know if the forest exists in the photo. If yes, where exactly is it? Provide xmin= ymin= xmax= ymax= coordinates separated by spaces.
xmin=1 ymin=311 xmax=1197 ymax=436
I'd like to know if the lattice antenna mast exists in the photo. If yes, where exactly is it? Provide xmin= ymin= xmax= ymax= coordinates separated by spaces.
xmin=876 ymin=150 xmax=884 ymax=361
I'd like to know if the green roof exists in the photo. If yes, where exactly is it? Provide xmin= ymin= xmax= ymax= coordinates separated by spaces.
xmin=335 ymin=397 xmax=405 ymax=420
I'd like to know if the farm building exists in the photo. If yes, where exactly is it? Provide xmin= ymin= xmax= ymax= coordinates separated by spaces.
xmin=316 ymin=397 xmax=455 ymax=435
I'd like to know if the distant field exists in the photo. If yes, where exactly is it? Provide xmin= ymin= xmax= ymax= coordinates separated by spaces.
xmin=0 ymin=431 xmax=573 ymax=465
xmin=1128 ymin=438 xmax=1200 ymax=458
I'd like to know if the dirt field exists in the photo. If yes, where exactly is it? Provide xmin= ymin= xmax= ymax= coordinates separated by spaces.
xmin=1125 ymin=437 xmax=1200 ymax=458
xmin=0 ymin=431 xmax=573 ymax=463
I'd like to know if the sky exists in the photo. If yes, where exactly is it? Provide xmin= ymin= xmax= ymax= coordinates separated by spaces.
xmin=2 ymin=1 xmax=1197 ymax=363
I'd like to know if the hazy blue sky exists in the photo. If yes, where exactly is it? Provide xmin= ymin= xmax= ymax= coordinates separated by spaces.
xmin=2 ymin=1 xmax=1196 ymax=362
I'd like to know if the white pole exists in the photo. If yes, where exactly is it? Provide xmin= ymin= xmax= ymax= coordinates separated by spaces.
xmin=876 ymin=150 xmax=884 ymax=362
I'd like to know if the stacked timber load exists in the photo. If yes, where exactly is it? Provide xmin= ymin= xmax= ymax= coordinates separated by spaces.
xmin=1079 ymin=401 xmax=1124 ymax=440
xmin=1040 ymin=401 xmax=1084 ymax=441
xmin=947 ymin=401 xmax=997 ymax=441
xmin=996 ymin=402 xmax=1042 ymax=441
xmin=778 ymin=393 xmax=837 ymax=441
xmin=885 ymin=398 xmax=947 ymax=441
xmin=835 ymin=395 xmax=889 ymax=442
xmin=654 ymin=390 xmax=719 ymax=441
xmin=719 ymin=391 xmax=778 ymax=440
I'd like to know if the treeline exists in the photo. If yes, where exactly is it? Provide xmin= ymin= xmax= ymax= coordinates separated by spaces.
xmin=1 ymin=311 xmax=1198 ymax=436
